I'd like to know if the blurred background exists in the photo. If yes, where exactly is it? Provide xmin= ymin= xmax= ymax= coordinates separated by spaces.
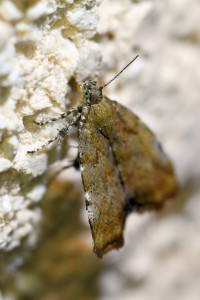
xmin=0 ymin=0 xmax=200 ymax=299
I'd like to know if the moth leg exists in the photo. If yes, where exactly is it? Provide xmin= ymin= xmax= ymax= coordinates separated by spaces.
xmin=62 ymin=157 xmax=79 ymax=171
xmin=47 ymin=157 xmax=79 ymax=185
xmin=51 ymin=156 xmax=80 ymax=181
xmin=78 ymin=106 xmax=90 ymax=129
xmin=27 ymin=112 xmax=81 ymax=154
xmin=34 ymin=107 xmax=79 ymax=126
xmin=48 ymin=162 xmax=75 ymax=184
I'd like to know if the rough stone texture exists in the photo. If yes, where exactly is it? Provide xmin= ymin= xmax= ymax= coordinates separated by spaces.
xmin=97 ymin=1 xmax=200 ymax=300
xmin=0 ymin=0 xmax=101 ymax=251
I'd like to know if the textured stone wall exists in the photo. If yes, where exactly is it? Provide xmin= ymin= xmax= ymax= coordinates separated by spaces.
xmin=0 ymin=0 xmax=101 ymax=251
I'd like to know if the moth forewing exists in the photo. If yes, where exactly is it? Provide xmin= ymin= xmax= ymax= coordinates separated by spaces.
xmin=78 ymin=100 xmax=126 ymax=257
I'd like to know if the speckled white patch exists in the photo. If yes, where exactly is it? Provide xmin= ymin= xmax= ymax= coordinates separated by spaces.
xmin=80 ymin=166 xmax=84 ymax=172
xmin=85 ymin=191 xmax=90 ymax=201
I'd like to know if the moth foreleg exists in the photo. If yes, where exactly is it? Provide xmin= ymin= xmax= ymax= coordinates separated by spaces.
xmin=27 ymin=112 xmax=81 ymax=154
xmin=34 ymin=107 xmax=79 ymax=126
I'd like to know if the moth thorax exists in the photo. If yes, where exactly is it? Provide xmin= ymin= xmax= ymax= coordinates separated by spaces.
xmin=83 ymin=80 xmax=102 ymax=105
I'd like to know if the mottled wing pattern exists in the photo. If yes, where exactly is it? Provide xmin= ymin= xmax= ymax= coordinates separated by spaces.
xmin=107 ymin=98 xmax=177 ymax=211
xmin=78 ymin=105 xmax=126 ymax=257
xmin=78 ymin=97 xmax=177 ymax=257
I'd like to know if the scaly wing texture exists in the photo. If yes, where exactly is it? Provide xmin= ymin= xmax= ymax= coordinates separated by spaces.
xmin=108 ymin=98 xmax=178 ymax=210
xmin=78 ymin=105 xmax=126 ymax=257
xmin=79 ymin=97 xmax=177 ymax=257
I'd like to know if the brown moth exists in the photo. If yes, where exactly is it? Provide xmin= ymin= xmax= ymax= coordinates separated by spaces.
xmin=28 ymin=56 xmax=177 ymax=258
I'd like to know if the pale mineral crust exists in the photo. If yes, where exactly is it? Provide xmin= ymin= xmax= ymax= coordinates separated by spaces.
xmin=0 ymin=0 xmax=101 ymax=251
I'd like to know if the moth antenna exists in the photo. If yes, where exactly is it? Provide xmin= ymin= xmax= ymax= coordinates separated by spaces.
xmin=100 ymin=55 xmax=139 ymax=89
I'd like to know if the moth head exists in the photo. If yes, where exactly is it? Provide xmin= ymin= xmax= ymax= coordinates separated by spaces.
xmin=77 ymin=55 xmax=139 ymax=108
xmin=78 ymin=80 xmax=103 ymax=105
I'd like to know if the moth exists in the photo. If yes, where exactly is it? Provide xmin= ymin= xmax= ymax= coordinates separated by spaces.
xmin=28 ymin=56 xmax=177 ymax=258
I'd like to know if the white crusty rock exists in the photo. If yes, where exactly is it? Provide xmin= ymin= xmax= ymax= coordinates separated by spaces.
xmin=0 ymin=0 xmax=101 ymax=251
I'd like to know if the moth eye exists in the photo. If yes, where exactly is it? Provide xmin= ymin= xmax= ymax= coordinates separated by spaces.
xmin=83 ymin=90 xmax=90 ymax=99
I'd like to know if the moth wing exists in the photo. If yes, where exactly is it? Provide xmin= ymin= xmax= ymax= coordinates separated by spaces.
xmin=78 ymin=107 xmax=126 ymax=258
xmin=105 ymin=97 xmax=178 ymax=210
xmin=79 ymin=97 xmax=177 ymax=257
